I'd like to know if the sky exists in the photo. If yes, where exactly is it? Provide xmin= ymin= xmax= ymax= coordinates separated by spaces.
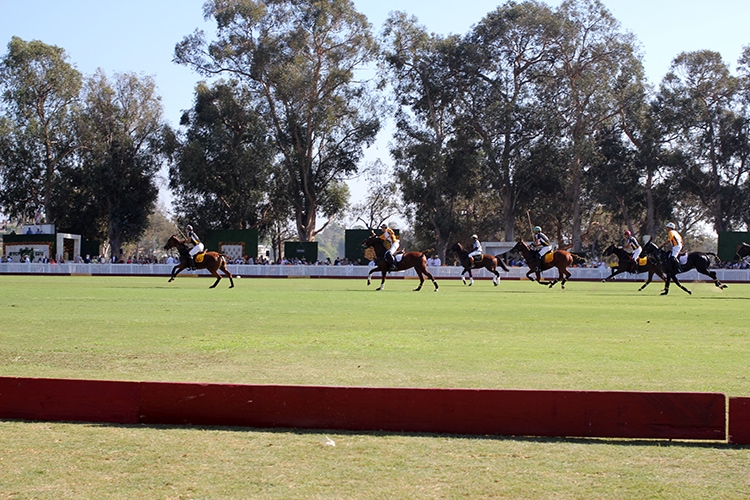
xmin=2 ymin=0 xmax=749 ymax=210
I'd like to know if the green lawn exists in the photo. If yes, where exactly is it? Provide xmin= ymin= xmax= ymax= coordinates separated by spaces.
xmin=1 ymin=275 xmax=749 ymax=499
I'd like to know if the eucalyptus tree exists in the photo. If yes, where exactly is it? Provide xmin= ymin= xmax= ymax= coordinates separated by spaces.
xmin=658 ymin=50 xmax=750 ymax=233
xmin=66 ymin=70 xmax=166 ymax=257
xmin=736 ymin=46 xmax=750 ymax=230
xmin=458 ymin=0 xmax=561 ymax=241
xmin=380 ymin=12 xmax=482 ymax=259
xmin=552 ymin=0 xmax=643 ymax=251
xmin=170 ymin=80 xmax=275 ymax=233
xmin=0 ymin=36 xmax=82 ymax=224
xmin=347 ymin=159 xmax=402 ymax=230
xmin=174 ymin=0 xmax=381 ymax=242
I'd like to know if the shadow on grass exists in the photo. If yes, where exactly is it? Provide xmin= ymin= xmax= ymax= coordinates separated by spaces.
xmin=12 ymin=420 xmax=741 ymax=450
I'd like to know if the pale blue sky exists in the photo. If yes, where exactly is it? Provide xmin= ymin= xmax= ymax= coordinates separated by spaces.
xmin=3 ymin=0 xmax=748 ymax=128
xmin=2 ymin=0 xmax=749 ymax=206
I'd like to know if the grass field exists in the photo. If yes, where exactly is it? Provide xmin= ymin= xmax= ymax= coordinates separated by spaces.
xmin=1 ymin=275 xmax=749 ymax=498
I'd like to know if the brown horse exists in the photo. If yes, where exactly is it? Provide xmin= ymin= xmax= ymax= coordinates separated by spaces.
xmin=736 ymin=242 xmax=750 ymax=262
xmin=602 ymin=244 xmax=667 ymax=292
xmin=449 ymin=242 xmax=509 ymax=286
xmin=362 ymin=233 xmax=438 ymax=291
xmin=164 ymin=235 xmax=235 ymax=288
xmin=510 ymin=240 xmax=585 ymax=289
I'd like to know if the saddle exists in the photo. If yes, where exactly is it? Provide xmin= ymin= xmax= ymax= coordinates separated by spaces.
xmin=194 ymin=252 xmax=206 ymax=264
xmin=471 ymin=254 xmax=482 ymax=263
xmin=636 ymin=256 xmax=647 ymax=267
xmin=542 ymin=252 xmax=554 ymax=265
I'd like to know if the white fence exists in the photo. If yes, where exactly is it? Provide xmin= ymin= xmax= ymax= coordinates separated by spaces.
xmin=1 ymin=262 xmax=748 ymax=283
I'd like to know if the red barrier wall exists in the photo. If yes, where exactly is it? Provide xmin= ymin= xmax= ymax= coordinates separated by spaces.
xmin=0 ymin=377 xmax=728 ymax=441
xmin=729 ymin=397 xmax=750 ymax=444
xmin=0 ymin=377 xmax=140 ymax=424
xmin=139 ymin=382 xmax=726 ymax=440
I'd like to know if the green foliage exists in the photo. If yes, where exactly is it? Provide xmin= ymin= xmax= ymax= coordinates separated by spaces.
xmin=175 ymin=0 xmax=382 ymax=241
xmin=170 ymin=80 xmax=275 ymax=234
xmin=55 ymin=70 xmax=164 ymax=254
xmin=0 ymin=36 xmax=81 ymax=223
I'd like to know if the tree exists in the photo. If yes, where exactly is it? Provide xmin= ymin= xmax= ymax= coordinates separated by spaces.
xmin=552 ymin=0 xmax=643 ymax=251
xmin=0 ymin=36 xmax=81 ymax=224
xmin=380 ymin=12 xmax=482 ymax=261
xmin=174 ymin=0 xmax=381 ymax=241
xmin=658 ymin=50 xmax=750 ymax=233
xmin=170 ymin=80 xmax=275 ymax=233
xmin=347 ymin=159 xmax=402 ymax=230
xmin=61 ymin=70 xmax=166 ymax=257
xmin=459 ymin=0 xmax=561 ymax=241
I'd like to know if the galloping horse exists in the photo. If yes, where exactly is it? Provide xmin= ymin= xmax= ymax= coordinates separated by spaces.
xmin=736 ymin=242 xmax=750 ymax=262
xmin=449 ymin=242 xmax=509 ymax=286
xmin=164 ymin=235 xmax=234 ymax=288
xmin=602 ymin=244 xmax=667 ymax=292
xmin=510 ymin=240 xmax=585 ymax=289
xmin=642 ymin=241 xmax=726 ymax=295
xmin=362 ymin=233 xmax=438 ymax=291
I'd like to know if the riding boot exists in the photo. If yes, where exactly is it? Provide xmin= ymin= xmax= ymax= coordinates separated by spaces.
xmin=385 ymin=252 xmax=394 ymax=269
xmin=671 ymin=256 xmax=682 ymax=273
xmin=190 ymin=256 xmax=196 ymax=270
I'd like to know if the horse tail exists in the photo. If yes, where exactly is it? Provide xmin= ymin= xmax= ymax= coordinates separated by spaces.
xmin=704 ymin=252 xmax=722 ymax=266
xmin=495 ymin=255 xmax=510 ymax=272
xmin=571 ymin=252 xmax=586 ymax=265
xmin=420 ymin=248 xmax=434 ymax=258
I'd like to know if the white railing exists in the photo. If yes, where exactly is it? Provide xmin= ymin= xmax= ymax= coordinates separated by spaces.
xmin=0 ymin=262 xmax=748 ymax=282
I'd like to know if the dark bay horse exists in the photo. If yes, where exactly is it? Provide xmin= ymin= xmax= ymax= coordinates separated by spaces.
xmin=449 ymin=242 xmax=509 ymax=286
xmin=510 ymin=240 xmax=585 ymax=289
xmin=642 ymin=241 xmax=727 ymax=295
xmin=736 ymin=242 xmax=750 ymax=262
xmin=362 ymin=233 xmax=438 ymax=291
xmin=164 ymin=235 xmax=235 ymax=288
xmin=602 ymin=244 xmax=667 ymax=292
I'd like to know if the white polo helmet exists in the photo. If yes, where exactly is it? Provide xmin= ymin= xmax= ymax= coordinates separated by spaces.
xmin=666 ymin=222 xmax=675 ymax=229
xmin=471 ymin=234 xmax=478 ymax=239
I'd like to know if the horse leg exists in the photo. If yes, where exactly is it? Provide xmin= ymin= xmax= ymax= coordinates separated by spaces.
xmin=492 ymin=269 xmax=499 ymax=286
xmin=638 ymin=271 xmax=654 ymax=292
xmin=468 ymin=268 xmax=474 ymax=286
xmin=461 ymin=268 xmax=468 ymax=285
xmin=367 ymin=267 xmax=380 ymax=287
xmin=603 ymin=268 xmax=622 ymax=282
xmin=168 ymin=264 xmax=185 ymax=283
xmin=377 ymin=271 xmax=386 ymax=291
xmin=671 ymin=274 xmax=692 ymax=295
xmin=220 ymin=262 xmax=234 ymax=288
xmin=208 ymin=268 xmax=222 ymax=288
xmin=562 ymin=268 xmax=572 ymax=289
xmin=422 ymin=267 xmax=438 ymax=292
xmin=705 ymin=269 xmax=727 ymax=289
xmin=413 ymin=270 xmax=424 ymax=291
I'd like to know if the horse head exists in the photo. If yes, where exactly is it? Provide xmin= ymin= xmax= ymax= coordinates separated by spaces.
xmin=164 ymin=235 xmax=181 ymax=250
xmin=643 ymin=240 xmax=661 ymax=256
xmin=449 ymin=242 xmax=464 ymax=254
xmin=510 ymin=240 xmax=529 ymax=255
xmin=736 ymin=242 xmax=750 ymax=261
xmin=602 ymin=244 xmax=617 ymax=257
xmin=362 ymin=234 xmax=385 ymax=257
